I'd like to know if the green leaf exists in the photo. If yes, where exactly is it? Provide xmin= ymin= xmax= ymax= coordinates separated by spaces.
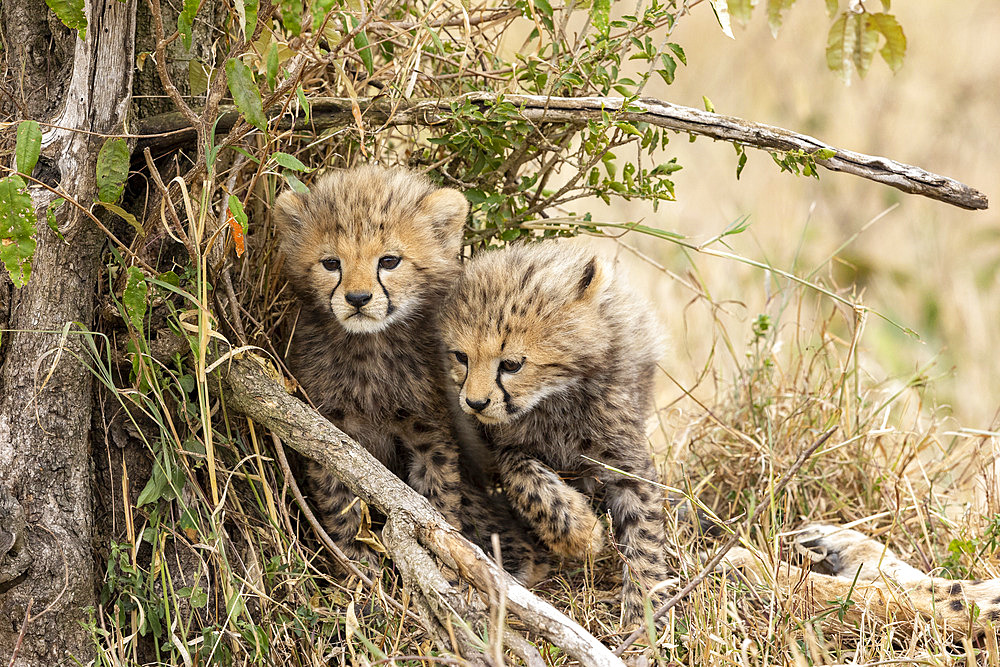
xmin=870 ymin=13 xmax=906 ymax=73
xmin=283 ymin=173 xmax=309 ymax=193
xmin=735 ymin=144 xmax=748 ymax=179
xmin=702 ymin=96 xmax=715 ymax=113
xmin=826 ymin=12 xmax=858 ymax=84
xmin=266 ymin=43 xmax=279 ymax=90
xmin=188 ymin=60 xmax=210 ymax=96
xmin=815 ymin=148 xmax=836 ymax=159
xmin=45 ymin=198 xmax=65 ymax=241
xmin=271 ymin=151 xmax=310 ymax=172
xmin=227 ymin=194 xmax=248 ymax=234
xmin=766 ymin=0 xmax=796 ymax=38
xmin=156 ymin=270 xmax=180 ymax=288
xmin=44 ymin=0 xmax=86 ymax=40
xmin=354 ymin=31 xmax=373 ymax=76
xmin=667 ymin=43 xmax=687 ymax=66
xmin=853 ymin=13 xmax=879 ymax=78
xmin=244 ymin=0 xmax=259 ymax=39
xmin=136 ymin=465 xmax=167 ymax=507
xmin=296 ymin=84 xmax=311 ymax=123
xmin=658 ymin=53 xmax=677 ymax=85
xmin=177 ymin=0 xmax=198 ymax=49
xmin=592 ymin=0 xmax=610 ymax=35
xmin=96 ymin=138 xmax=130 ymax=203
xmin=124 ymin=266 xmax=148 ymax=331
xmin=96 ymin=201 xmax=144 ymax=237
xmin=0 ymin=175 xmax=37 ymax=288
xmin=825 ymin=0 xmax=838 ymax=17
xmin=615 ymin=122 xmax=642 ymax=137
xmin=226 ymin=58 xmax=267 ymax=132
xmin=15 ymin=121 xmax=42 ymax=177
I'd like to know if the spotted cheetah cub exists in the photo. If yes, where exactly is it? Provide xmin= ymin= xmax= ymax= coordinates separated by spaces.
xmin=440 ymin=241 xmax=669 ymax=625
xmin=274 ymin=165 xmax=542 ymax=581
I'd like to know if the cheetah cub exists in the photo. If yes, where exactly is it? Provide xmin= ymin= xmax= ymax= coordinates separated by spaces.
xmin=274 ymin=165 xmax=542 ymax=581
xmin=440 ymin=241 xmax=670 ymax=626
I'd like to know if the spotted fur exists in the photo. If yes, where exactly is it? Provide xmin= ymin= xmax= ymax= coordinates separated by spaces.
xmin=440 ymin=241 xmax=669 ymax=626
xmin=274 ymin=165 xmax=544 ymax=583
xmin=725 ymin=523 xmax=1000 ymax=636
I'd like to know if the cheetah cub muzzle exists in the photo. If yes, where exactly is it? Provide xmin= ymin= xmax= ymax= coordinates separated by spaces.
xmin=441 ymin=240 xmax=670 ymax=627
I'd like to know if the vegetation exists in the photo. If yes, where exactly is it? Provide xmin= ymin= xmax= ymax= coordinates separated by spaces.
xmin=0 ymin=0 xmax=995 ymax=665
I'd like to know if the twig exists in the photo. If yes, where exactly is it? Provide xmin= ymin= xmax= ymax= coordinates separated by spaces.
xmin=269 ymin=433 xmax=423 ymax=625
xmin=136 ymin=94 xmax=988 ymax=210
xmin=8 ymin=598 xmax=33 ymax=667
xmin=368 ymin=7 xmax=519 ymax=33
xmin=612 ymin=426 xmax=838 ymax=656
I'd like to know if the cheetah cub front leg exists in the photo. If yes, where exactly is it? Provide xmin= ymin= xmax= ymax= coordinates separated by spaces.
xmin=497 ymin=448 xmax=605 ymax=557
xmin=596 ymin=431 xmax=672 ymax=627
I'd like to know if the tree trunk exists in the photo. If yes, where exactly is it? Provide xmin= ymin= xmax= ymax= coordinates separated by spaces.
xmin=0 ymin=0 xmax=136 ymax=663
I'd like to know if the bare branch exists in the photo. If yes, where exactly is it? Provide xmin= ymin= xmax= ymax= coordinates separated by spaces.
xmin=213 ymin=352 xmax=625 ymax=667
xmin=137 ymin=93 xmax=988 ymax=211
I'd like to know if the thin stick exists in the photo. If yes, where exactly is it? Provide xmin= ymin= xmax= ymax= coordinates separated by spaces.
xmin=613 ymin=426 xmax=838 ymax=656
xmin=8 ymin=598 xmax=33 ymax=667
xmin=269 ymin=432 xmax=417 ymax=623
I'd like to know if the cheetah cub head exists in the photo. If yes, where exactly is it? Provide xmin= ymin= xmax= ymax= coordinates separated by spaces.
xmin=274 ymin=165 xmax=469 ymax=334
xmin=441 ymin=243 xmax=611 ymax=425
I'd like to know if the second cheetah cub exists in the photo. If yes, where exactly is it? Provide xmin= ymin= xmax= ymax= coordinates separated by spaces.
xmin=440 ymin=241 xmax=670 ymax=626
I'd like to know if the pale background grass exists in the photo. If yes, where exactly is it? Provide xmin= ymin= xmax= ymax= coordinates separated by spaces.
xmin=595 ymin=0 xmax=998 ymax=425
xmin=523 ymin=2 xmax=1000 ymax=532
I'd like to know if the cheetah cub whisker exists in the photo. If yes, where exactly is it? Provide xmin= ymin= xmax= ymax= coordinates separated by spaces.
xmin=441 ymin=240 xmax=670 ymax=627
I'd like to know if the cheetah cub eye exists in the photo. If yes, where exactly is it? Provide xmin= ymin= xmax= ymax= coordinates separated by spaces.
xmin=379 ymin=255 xmax=401 ymax=270
xmin=451 ymin=350 xmax=468 ymax=364
xmin=499 ymin=359 xmax=523 ymax=373
xmin=321 ymin=258 xmax=341 ymax=271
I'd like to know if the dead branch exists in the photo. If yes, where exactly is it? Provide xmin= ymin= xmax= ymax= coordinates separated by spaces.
xmin=136 ymin=93 xmax=988 ymax=211
xmin=213 ymin=352 xmax=625 ymax=667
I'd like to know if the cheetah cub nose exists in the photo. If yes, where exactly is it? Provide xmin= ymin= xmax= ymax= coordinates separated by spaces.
xmin=465 ymin=397 xmax=490 ymax=411
xmin=345 ymin=291 xmax=372 ymax=307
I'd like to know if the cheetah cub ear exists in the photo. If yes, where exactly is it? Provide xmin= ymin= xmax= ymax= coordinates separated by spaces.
xmin=575 ymin=255 xmax=605 ymax=300
xmin=273 ymin=189 xmax=307 ymax=236
xmin=417 ymin=187 xmax=469 ymax=256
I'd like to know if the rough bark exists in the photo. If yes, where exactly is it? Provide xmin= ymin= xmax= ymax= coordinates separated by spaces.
xmin=0 ymin=0 xmax=76 ymax=123
xmin=135 ymin=94 xmax=989 ymax=211
xmin=0 ymin=0 xmax=137 ymax=663
xmin=215 ymin=352 xmax=626 ymax=667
